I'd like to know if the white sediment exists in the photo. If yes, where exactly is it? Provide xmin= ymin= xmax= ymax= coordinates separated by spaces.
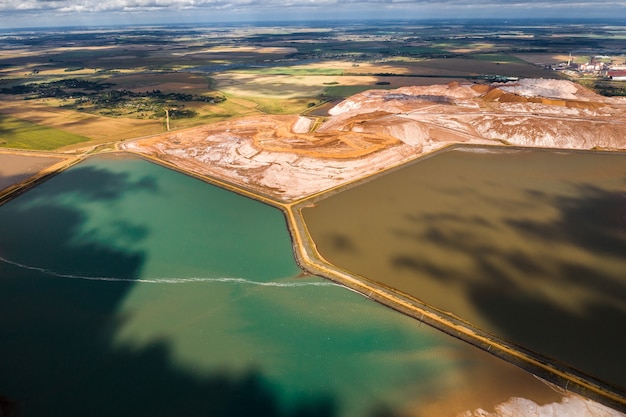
xmin=0 ymin=256 xmax=336 ymax=287
xmin=459 ymin=393 xmax=626 ymax=417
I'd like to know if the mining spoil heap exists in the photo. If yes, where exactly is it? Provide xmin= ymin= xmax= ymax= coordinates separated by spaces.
xmin=122 ymin=79 xmax=626 ymax=202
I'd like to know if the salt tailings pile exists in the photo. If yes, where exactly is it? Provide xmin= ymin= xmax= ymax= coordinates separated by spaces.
xmin=461 ymin=393 xmax=625 ymax=417
xmin=122 ymin=79 xmax=626 ymax=202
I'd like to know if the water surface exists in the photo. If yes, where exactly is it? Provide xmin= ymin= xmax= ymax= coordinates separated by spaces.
xmin=302 ymin=146 xmax=626 ymax=391
xmin=0 ymin=154 xmax=561 ymax=416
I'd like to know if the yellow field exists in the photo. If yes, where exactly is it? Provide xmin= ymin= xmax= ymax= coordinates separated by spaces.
xmin=213 ymin=72 xmax=332 ymax=98
xmin=0 ymin=98 xmax=164 ymax=148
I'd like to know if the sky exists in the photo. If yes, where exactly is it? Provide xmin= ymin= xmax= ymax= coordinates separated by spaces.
xmin=0 ymin=0 xmax=625 ymax=29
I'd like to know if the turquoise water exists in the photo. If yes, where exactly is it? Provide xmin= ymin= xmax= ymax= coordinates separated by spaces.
xmin=0 ymin=155 xmax=558 ymax=416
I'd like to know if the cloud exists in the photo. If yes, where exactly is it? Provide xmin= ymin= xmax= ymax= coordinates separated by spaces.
xmin=0 ymin=0 xmax=624 ymax=26
xmin=0 ymin=0 xmax=623 ymax=13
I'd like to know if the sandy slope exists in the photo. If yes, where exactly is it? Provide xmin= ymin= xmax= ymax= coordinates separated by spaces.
xmin=0 ymin=153 xmax=64 ymax=190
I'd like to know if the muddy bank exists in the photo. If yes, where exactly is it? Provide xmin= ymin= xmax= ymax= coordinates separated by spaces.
xmin=0 ymin=152 xmax=65 ymax=191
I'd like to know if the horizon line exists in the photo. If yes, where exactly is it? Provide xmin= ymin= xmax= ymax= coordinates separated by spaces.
xmin=3 ymin=16 xmax=626 ymax=31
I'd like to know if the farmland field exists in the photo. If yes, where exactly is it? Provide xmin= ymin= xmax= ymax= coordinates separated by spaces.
xmin=322 ymin=85 xmax=384 ymax=98
xmin=0 ymin=114 xmax=89 ymax=150
xmin=0 ymin=99 xmax=164 ymax=148
xmin=0 ymin=21 xmax=624 ymax=148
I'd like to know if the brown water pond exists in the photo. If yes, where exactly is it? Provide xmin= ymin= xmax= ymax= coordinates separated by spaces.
xmin=302 ymin=145 xmax=626 ymax=392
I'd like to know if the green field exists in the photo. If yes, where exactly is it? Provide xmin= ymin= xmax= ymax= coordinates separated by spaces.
xmin=578 ymin=78 xmax=626 ymax=96
xmin=322 ymin=84 xmax=394 ymax=97
xmin=0 ymin=114 xmax=90 ymax=150
xmin=251 ymin=96 xmax=315 ymax=114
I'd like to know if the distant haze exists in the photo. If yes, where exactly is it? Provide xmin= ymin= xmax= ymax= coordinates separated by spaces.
xmin=1 ymin=0 xmax=625 ymax=29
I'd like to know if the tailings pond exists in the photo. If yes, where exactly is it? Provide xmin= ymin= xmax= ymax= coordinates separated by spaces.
xmin=0 ymin=154 xmax=563 ymax=417
xmin=302 ymin=146 xmax=626 ymax=394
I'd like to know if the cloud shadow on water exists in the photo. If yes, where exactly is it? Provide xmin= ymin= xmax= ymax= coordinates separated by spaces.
xmin=388 ymin=183 xmax=626 ymax=391
xmin=0 ymin=164 xmax=340 ymax=417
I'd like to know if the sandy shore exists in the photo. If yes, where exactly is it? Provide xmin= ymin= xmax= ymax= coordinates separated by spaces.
xmin=0 ymin=152 xmax=66 ymax=191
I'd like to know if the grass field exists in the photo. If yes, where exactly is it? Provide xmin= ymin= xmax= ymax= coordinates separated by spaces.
xmin=144 ymin=94 xmax=316 ymax=129
xmin=322 ymin=85 xmax=387 ymax=97
xmin=578 ymin=78 xmax=626 ymax=96
xmin=251 ymin=96 xmax=316 ymax=114
xmin=0 ymin=114 xmax=89 ymax=150
xmin=0 ymin=99 xmax=164 ymax=146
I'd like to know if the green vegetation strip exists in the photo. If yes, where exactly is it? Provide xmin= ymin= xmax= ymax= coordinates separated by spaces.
xmin=578 ymin=79 xmax=626 ymax=97
xmin=396 ymin=46 xmax=450 ymax=55
xmin=322 ymin=83 xmax=399 ymax=97
xmin=472 ymin=54 xmax=525 ymax=63
xmin=0 ymin=114 xmax=89 ymax=150
xmin=322 ymin=85 xmax=379 ymax=97
xmin=239 ymin=67 xmax=344 ymax=76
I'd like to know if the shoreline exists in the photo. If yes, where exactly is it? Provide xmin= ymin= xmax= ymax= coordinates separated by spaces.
xmin=0 ymin=150 xmax=82 ymax=205
xmin=288 ymin=144 xmax=626 ymax=413
xmin=2 ymin=141 xmax=625 ymax=413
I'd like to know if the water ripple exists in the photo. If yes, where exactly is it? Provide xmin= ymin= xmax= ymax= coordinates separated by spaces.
xmin=0 ymin=256 xmax=335 ymax=287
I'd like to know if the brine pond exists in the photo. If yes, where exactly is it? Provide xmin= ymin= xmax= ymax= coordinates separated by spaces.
xmin=302 ymin=146 xmax=626 ymax=395
xmin=0 ymin=154 xmax=563 ymax=417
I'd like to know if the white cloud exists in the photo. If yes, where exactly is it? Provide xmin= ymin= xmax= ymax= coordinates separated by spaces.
xmin=0 ymin=0 xmax=624 ymax=27
xmin=0 ymin=0 xmax=622 ymax=13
